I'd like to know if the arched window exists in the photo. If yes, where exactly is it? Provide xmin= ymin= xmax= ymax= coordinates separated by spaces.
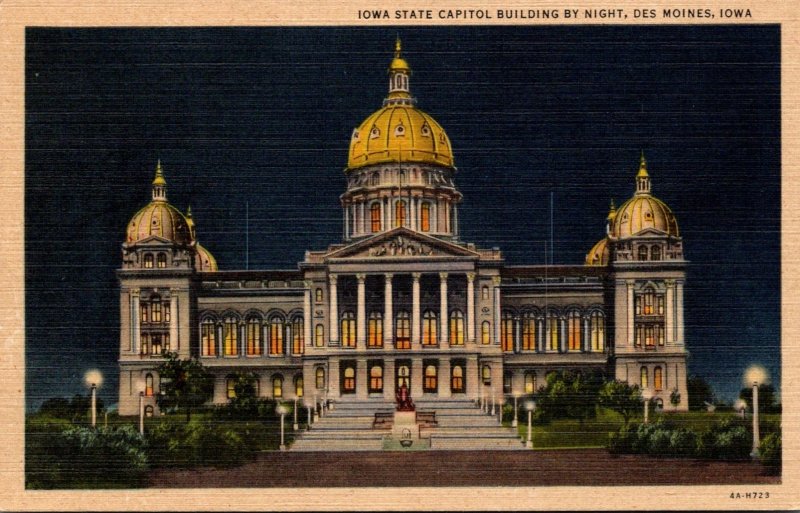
xmin=223 ymin=316 xmax=238 ymax=356
xmin=423 ymin=364 xmax=438 ymax=393
xmin=548 ymin=316 xmax=560 ymax=351
xmin=369 ymin=364 xmax=383 ymax=393
xmin=370 ymin=203 xmax=381 ymax=233
xmin=341 ymin=311 xmax=356 ymax=348
xmin=397 ymin=365 xmax=410 ymax=390
xmin=294 ymin=375 xmax=304 ymax=397
xmin=292 ymin=317 xmax=304 ymax=355
xmin=151 ymin=298 xmax=162 ymax=323
xmin=315 ymin=367 xmax=325 ymax=390
xmin=395 ymin=200 xmax=407 ymax=228
xmin=201 ymin=319 xmax=216 ymax=356
xmin=398 ymin=171 xmax=406 ymax=185
xmin=568 ymin=311 xmax=582 ymax=351
xmin=144 ymin=405 xmax=154 ymax=417
xmin=156 ymin=253 xmax=167 ymax=268
xmin=481 ymin=321 xmax=491 ymax=345
xmin=315 ymin=324 xmax=324 ymax=347
xmin=315 ymin=288 xmax=323 ymax=303
xmin=481 ymin=285 xmax=489 ymax=300
xmin=246 ymin=317 xmax=262 ymax=356
xmin=524 ymin=372 xmax=536 ymax=394
xmin=420 ymin=203 xmax=431 ymax=232
xmin=640 ymin=367 xmax=649 ymax=389
xmin=654 ymin=366 xmax=663 ymax=391
xmin=481 ymin=365 xmax=492 ymax=385
xmin=503 ymin=371 xmax=513 ymax=394
xmin=145 ymin=373 xmax=154 ymax=396
xmin=269 ymin=316 xmax=284 ymax=355
xmin=367 ymin=311 xmax=383 ymax=348
xmin=143 ymin=253 xmax=154 ymax=268
xmin=590 ymin=311 xmax=605 ymax=352
xmin=638 ymin=245 xmax=649 ymax=261
xmin=226 ymin=376 xmax=236 ymax=399
xmin=501 ymin=311 xmax=514 ymax=352
xmin=449 ymin=310 xmax=464 ymax=345
xmin=140 ymin=301 xmax=149 ymax=323
xmin=522 ymin=312 xmax=536 ymax=351
xmin=342 ymin=366 xmax=356 ymax=393
xmin=451 ymin=364 xmax=465 ymax=393
xmin=371 ymin=172 xmax=379 ymax=186
xmin=422 ymin=310 xmax=437 ymax=345
xmin=272 ymin=375 xmax=284 ymax=398
xmin=395 ymin=310 xmax=410 ymax=349
xmin=651 ymin=245 xmax=662 ymax=260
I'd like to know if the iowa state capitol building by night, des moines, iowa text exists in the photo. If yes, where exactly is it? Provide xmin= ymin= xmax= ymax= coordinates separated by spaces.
xmin=116 ymin=41 xmax=689 ymax=425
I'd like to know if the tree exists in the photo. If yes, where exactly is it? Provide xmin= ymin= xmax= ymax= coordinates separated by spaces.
xmin=739 ymin=384 xmax=779 ymax=414
xmin=39 ymin=394 xmax=105 ymax=424
xmin=598 ymin=380 xmax=642 ymax=426
xmin=156 ymin=352 xmax=214 ymax=421
xmin=687 ymin=375 xmax=714 ymax=411
xmin=534 ymin=370 xmax=604 ymax=424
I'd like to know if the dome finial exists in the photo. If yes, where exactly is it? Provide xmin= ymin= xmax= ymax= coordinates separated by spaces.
xmin=386 ymin=37 xmax=412 ymax=105
xmin=635 ymin=151 xmax=651 ymax=195
xmin=186 ymin=204 xmax=193 ymax=218
xmin=395 ymin=36 xmax=402 ymax=58
xmin=152 ymin=160 xmax=167 ymax=201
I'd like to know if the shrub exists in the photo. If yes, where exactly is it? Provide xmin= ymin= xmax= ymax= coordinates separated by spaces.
xmin=759 ymin=432 xmax=781 ymax=474
xmin=668 ymin=429 xmax=698 ymax=457
xmin=647 ymin=427 xmax=673 ymax=456
xmin=608 ymin=423 xmax=636 ymax=455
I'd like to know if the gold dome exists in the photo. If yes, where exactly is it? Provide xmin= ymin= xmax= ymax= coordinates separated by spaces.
xmin=586 ymin=238 xmax=610 ymax=266
xmin=125 ymin=162 xmax=193 ymax=246
xmin=195 ymin=243 xmax=218 ymax=272
xmin=348 ymin=105 xmax=454 ymax=169
xmin=610 ymin=154 xmax=679 ymax=239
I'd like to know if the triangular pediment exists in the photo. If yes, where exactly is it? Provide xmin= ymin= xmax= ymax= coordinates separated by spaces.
xmin=325 ymin=228 xmax=479 ymax=260
xmin=629 ymin=227 xmax=671 ymax=238
xmin=123 ymin=235 xmax=184 ymax=248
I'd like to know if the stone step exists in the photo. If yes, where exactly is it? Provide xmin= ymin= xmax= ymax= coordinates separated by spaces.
xmin=428 ymin=437 xmax=525 ymax=450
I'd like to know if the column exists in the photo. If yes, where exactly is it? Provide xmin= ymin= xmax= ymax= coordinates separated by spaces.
xmin=360 ymin=202 xmax=366 ymax=235
xmin=538 ymin=318 xmax=544 ymax=352
xmin=285 ymin=324 xmax=292 ymax=355
xmin=626 ymin=280 xmax=635 ymax=347
xmin=384 ymin=198 xmax=389 ymax=232
xmin=440 ymin=359 xmax=452 ymax=398
xmin=676 ymin=280 xmax=684 ymax=343
xmin=492 ymin=277 xmax=501 ymax=345
xmin=453 ymin=205 xmax=459 ymax=237
xmin=240 ymin=321 xmax=246 ymax=357
xmin=344 ymin=206 xmax=349 ymax=239
xmin=583 ymin=316 xmax=590 ymax=353
xmin=439 ymin=272 xmax=448 ymax=344
xmin=544 ymin=316 xmax=551 ymax=352
xmin=665 ymin=280 xmax=675 ymax=343
xmin=560 ymin=317 xmax=567 ymax=353
xmin=329 ymin=274 xmax=339 ymax=344
xmin=216 ymin=322 xmax=223 ymax=357
xmin=383 ymin=274 xmax=393 ymax=347
xmin=303 ymin=281 xmax=313 ymax=349
xmin=131 ymin=289 xmax=140 ymax=353
xmin=514 ymin=317 xmax=521 ymax=353
xmin=410 ymin=197 xmax=417 ymax=230
xmin=412 ymin=273 xmax=421 ymax=348
xmin=169 ymin=291 xmax=178 ymax=352
xmin=466 ymin=273 xmax=475 ymax=342
xmin=384 ymin=359 xmax=396 ymax=401
xmin=356 ymin=360 xmax=368 ymax=399
xmin=444 ymin=200 xmax=451 ymax=233
xmin=356 ymin=274 xmax=366 ymax=348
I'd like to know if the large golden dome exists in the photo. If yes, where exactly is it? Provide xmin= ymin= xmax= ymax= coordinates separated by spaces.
xmin=125 ymin=162 xmax=193 ymax=246
xmin=585 ymin=237 xmax=610 ymax=266
xmin=610 ymin=155 xmax=679 ymax=239
xmin=347 ymin=38 xmax=454 ymax=170
xmin=195 ymin=243 xmax=218 ymax=272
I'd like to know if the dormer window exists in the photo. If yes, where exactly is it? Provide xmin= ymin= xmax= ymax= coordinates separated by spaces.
xmin=143 ymin=253 xmax=154 ymax=268
xmin=421 ymin=123 xmax=431 ymax=137
xmin=370 ymin=126 xmax=380 ymax=139
xmin=394 ymin=124 xmax=405 ymax=136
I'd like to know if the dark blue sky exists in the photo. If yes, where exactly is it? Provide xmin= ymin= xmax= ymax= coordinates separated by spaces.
xmin=25 ymin=26 xmax=780 ymax=410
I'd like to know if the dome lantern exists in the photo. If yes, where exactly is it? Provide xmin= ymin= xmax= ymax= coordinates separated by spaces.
xmin=635 ymin=151 xmax=651 ymax=195
xmin=385 ymin=37 xmax=413 ymax=106
xmin=152 ymin=159 xmax=167 ymax=201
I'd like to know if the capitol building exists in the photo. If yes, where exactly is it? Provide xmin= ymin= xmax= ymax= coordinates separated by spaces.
xmin=116 ymin=40 xmax=689 ymax=419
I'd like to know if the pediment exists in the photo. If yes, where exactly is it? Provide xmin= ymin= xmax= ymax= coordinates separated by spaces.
xmin=630 ymin=227 xmax=670 ymax=238
xmin=123 ymin=235 xmax=182 ymax=248
xmin=325 ymin=228 xmax=479 ymax=260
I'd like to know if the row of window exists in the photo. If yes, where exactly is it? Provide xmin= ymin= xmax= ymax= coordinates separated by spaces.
xmin=140 ymin=298 xmax=170 ymax=324
xmin=339 ymin=360 xmax=469 ymax=395
xmin=635 ymin=288 xmax=665 ymax=316
xmin=638 ymin=245 xmax=663 ymax=261
xmin=641 ymin=366 xmax=665 ymax=391
xmin=634 ymin=323 xmax=666 ymax=348
xmin=499 ymin=311 xmax=606 ymax=353
xmin=142 ymin=253 xmax=168 ymax=269
xmin=200 ymin=317 xmax=304 ymax=357
xmin=313 ymin=283 xmax=495 ymax=303
xmin=368 ymin=201 xmax=433 ymax=232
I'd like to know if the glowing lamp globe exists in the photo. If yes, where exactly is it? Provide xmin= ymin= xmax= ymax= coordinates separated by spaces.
xmin=744 ymin=365 xmax=769 ymax=387
xmin=83 ymin=369 xmax=104 ymax=389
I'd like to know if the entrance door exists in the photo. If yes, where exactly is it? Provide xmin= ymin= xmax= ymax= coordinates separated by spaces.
xmin=396 ymin=361 xmax=411 ymax=391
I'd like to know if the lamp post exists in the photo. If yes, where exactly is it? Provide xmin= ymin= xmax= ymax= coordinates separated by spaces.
xmin=744 ymin=364 xmax=768 ymax=458
xmin=512 ymin=392 xmax=520 ymax=428
xmin=642 ymin=389 xmax=653 ymax=424
xmin=734 ymin=399 xmax=747 ymax=419
xmin=293 ymin=398 xmax=299 ymax=431
xmin=306 ymin=402 xmax=312 ymax=429
xmin=312 ymin=393 xmax=319 ymax=422
xmin=83 ymin=369 xmax=103 ymax=429
xmin=276 ymin=403 xmax=288 ymax=451
xmin=524 ymin=400 xmax=536 ymax=448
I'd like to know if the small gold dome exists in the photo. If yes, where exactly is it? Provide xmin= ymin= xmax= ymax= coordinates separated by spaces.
xmin=610 ymin=154 xmax=679 ymax=239
xmin=126 ymin=201 xmax=192 ymax=245
xmin=348 ymin=105 xmax=454 ymax=169
xmin=586 ymin=237 xmax=610 ymax=266
xmin=195 ymin=243 xmax=218 ymax=272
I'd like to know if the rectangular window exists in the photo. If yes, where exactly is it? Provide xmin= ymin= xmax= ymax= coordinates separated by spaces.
xmin=501 ymin=318 xmax=514 ymax=352
xmin=396 ymin=314 xmax=411 ymax=349
xmin=152 ymin=302 xmax=162 ymax=323
xmin=369 ymin=363 xmax=383 ymax=393
xmin=224 ymin=321 xmax=238 ymax=356
xmin=164 ymin=303 xmax=171 ymax=323
xmin=270 ymin=322 xmax=284 ymax=355
xmin=292 ymin=320 xmax=304 ymax=355
xmin=548 ymin=317 xmax=559 ymax=351
xmin=247 ymin=322 xmax=262 ymax=356
xmin=522 ymin=318 xmax=535 ymax=351
xmin=315 ymin=324 xmax=324 ymax=347
xmin=140 ymin=303 xmax=148 ymax=323
xmin=423 ymin=362 xmax=438 ymax=393
xmin=201 ymin=323 xmax=216 ymax=356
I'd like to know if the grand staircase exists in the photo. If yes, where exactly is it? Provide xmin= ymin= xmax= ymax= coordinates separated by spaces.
xmin=290 ymin=399 xmax=524 ymax=451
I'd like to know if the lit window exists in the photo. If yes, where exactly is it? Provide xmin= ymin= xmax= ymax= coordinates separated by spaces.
xmin=395 ymin=200 xmax=407 ymax=228
xmin=524 ymin=372 xmax=536 ymax=394
xmin=548 ymin=316 xmax=560 ymax=351
xmin=292 ymin=317 xmax=304 ymax=355
xmin=423 ymin=364 xmax=438 ymax=393
xmin=590 ymin=312 xmax=605 ymax=352
xmin=481 ymin=321 xmax=491 ymax=345
xmin=315 ymin=324 xmax=324 ymax=347
xmin=140 ymin=302 xmax=149 ymax=323
xmin=503 ymin=371 xmax=513 ymax=394
xmin=451 ymin=364 xmax=464 ymax=393
xmin=342 ymin=366 xmax=356 ymax=393
xmin=371 ymin=203 xmax=381 ymax=233
xmin=315 ymin=367 xmax=325 ymax=390
xmin=651 ymin=245 xmax=662 ymax=260
xmin=156 ymin=253 xmax=167 ymax=268
xmin=341 ymin=311 xmax=356 ymax=348
xmin=270 ymin=316 xmax=284 ymax=355
xmin=144 ymin=405 xmax=154 ymax=417
xmin=143 ymin=253 xmax=154 ymax=268
xmin=654 ymin=367 xmax=663 ymax=391
xmin=568 ymin=311 xmax=581 ymax=351
xmin=449 ymin=310 xmax=464 ymax=345
xmin=295 ymin=375 xmax=304 ymax=397
xmin=522 ymin=312 xmax=536 ymax=351
xmin=395 ymin=311 xmax=410 ymax=349
xmin=226 ymin=376 xmax=236 ymax=399
xmin=420 ymin=203 xmax=431 ymax=232
xmin=369 ymin=365 xmax=383 ymax=393
xmin=640 ymin=367 xmax=648 ymax=389
xmin=145 ymin=373 xmax=154 ymax=396
xmin=367 ymin=311 xmax=383 ymax=348
xmin=481 ymin=365 xmax=492 ymax=385
xmin=315 ymin=288 xmax=323 ymax=303
xmin=151 ymin=298 xmax=162 ymax=323
xmin=150 ymin=334 xmax=163 ymax=355
xmin=501 ymin=311 xmax=514 ymax=352
xmin=247 ymin=317 xmax=262 ymax=356
xmin=223 ymin=316 xmax=238 ymax=356
xmin=396 ymin=365 xmax=410 ymax=389
xmin=164 ymin=302 xmax=170 ymax=323
xmin=201 ymin=319 xmax=216 ymax=356
xmin=272 ymin=375 xmax=283 ymax=398
xmin=422 ymin=310 xmax=437 ymax=345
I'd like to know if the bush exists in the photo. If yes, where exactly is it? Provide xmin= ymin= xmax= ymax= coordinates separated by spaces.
xmin=647 ymin=427 xmax=673 ymax=455
xmin=759 ymin=432 xmax=781 ymax=474
xmin=608 ymin=423 xmax=636 ymax=455
xmin=713 ymin=426 xmax=751 ymax=461
xmin=668 ymin=429 xmax=698 ymax=457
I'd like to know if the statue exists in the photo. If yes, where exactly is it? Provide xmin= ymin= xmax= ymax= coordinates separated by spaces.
xmin=395 ymin=383 xmax=415 ymax=411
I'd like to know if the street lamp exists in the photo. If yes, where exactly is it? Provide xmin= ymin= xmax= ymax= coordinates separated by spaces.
xmin=734 ymin=399 xmax=747 ymax=419
xmin=306 ymin=401 xmax=313 ymax=429
xmin=744 ymin=364 xmax=768 ymax=458
xmin=512 ymin=391 xmax=521 ymax=428
xmin=642 ymin=389 xmax=653 ymax=424
xmin=293 ymin=398 xmax=299 ymax=431
xmin=134 ymin=378 xmax=146 ymax=435
xmin=83 ymin=369 xmax=103 ymax=428
xmin=524 ymin=400 xmax=536 ymax=448
xmin=276 ymin=403 xmax=289 ymax=451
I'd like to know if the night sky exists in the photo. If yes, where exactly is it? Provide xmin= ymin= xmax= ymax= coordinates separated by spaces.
xmin=25 ymin=26 xmax=780 ymax=410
